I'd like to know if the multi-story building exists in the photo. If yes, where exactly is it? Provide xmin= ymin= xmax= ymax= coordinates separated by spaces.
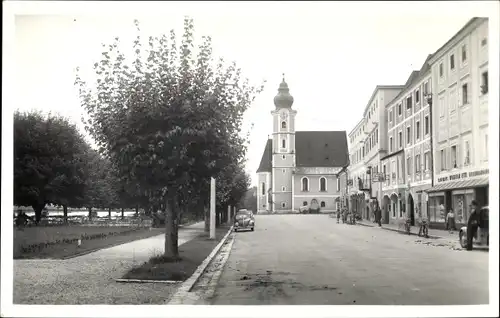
xmin=425 ymin=17 xmax=489 ymax=228
xmin=380 ymin=55 xmax=433 ymax=226
xmin=347 ymin=118 xmax=367 ymax=216
xmin=347 ymin=86 xmax=403 ymax=220
xmin=256 ymin=77 xmax=349 ymax=214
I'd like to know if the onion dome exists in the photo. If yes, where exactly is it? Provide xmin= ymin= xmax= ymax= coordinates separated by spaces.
xmin=273 ymin=74 xmax=294 ymax=109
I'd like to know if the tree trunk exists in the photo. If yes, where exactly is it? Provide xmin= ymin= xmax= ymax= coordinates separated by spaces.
xmin=63 ymin=205 xmax=68 ymax=223
xmin=204 ymin=203 xmax=210 ymax=232
xmin=121 ymin=207 xmax=125 ymax=220
xmin=164 ymin=195 xmax=179 ymax=259
xmin=88 ymin=207 xmax=93 ymax=220
xmin=108 ymin=207 xmax=112 ymax=219
xmin=135 ymin=205 xmax=139 ymax=217
xmin=32 ymin=203 xmax=45 ymax=224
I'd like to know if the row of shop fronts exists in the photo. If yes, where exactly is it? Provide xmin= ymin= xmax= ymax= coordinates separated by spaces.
xmin=343 ymin=169 xmax=489 ymax=230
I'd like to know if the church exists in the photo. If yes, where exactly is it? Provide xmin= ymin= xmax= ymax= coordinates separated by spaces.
xmin=256 ymin=76 xmax=350 ymax=214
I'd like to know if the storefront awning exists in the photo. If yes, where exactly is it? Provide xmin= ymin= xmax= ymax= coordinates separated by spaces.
xmin=425 ymin=177 xmax=489 ymax=193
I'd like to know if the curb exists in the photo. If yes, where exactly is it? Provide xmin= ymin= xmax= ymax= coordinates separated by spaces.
xmin=204 ymin=233 xmax=235 ymax=301
xmin=356 ymin=222 xmax=442 ymax=240
xmin=167 ymin=226 xmax=233 ymax=304
xmin=115 ymin=278 xmax=181 ymax=284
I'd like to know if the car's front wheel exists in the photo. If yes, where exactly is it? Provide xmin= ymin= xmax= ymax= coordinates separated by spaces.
xmin=251 ymin=227 xmax=254 ymax=231
xmin=459 ymin=231 xmax=467 ymax=248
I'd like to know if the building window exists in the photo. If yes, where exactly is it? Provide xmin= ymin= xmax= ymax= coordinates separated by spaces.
xmin=281 ymin=121 xmax=287 ymax=129
xmin=281 ymin=202 xmax=286 ymax=208
xmin=424 ymin=116 xmax=429 ymax=135
xmin=439 ymin=97 xmax=445 ymax=117
xmin=424 ymin=81 xmax=429 ymax=95
xmin=450 ymin=54 xmax=455 ymax=70
xmin=301 ymin=177 xmax=309 ymax=192
xmin=282 ymin=155 xmax=286 ymax=160
xmin=462 ymin=83 xmax=468 ymax=105
xmin=398 ymin=132 xmax=402 ymax=148
xmin=282 ymin=169 xmax=286 ymax=174
xmin=440 ymin=149 xmax=446 ymax=171
xmin=451 ymin=145 xmax=457 ymax=168
xmin=398 ymin=103 xmax=402 ymax=115
xmin=389 ymin=137 xmax=393 ymax=152
xmin=406 ymin=126 xmax=411 ymax=144
xmin=320 ymin=201 xmax=326 ymax=208
xmin=389 ymin=110 xmax=393 ymax=122
xmin=424 ymin=152 xmax=431 ymax=171
xmin=282 ymin=186 xmax=286 ymax=191
xmin=320 ymin=177 xmax=327 ymax=192
xmin=282 ymin=139 xmax=286 ymax=149
xmin=415 ymin=154 xmax=421 ymax=173
xmin=481 ymin=71 xmax=488 ymax=94
xmin=406 ymin=96 xmax=412 ymax=110
xmin=481 ymin=37 xmax=487 ymax=46
xmin=415 ymin=89 xmax=420 ymax=104
xmin=336 ymin=178 xmax=340 ymax=192
xmin=261 ymin=182 xmax=265 ymax=195
xmin=416 ymin=121 xmax=420 ymax=140
xmin=439 ymin=62 xmax=444 ymax=77
xmin=407 ymin=157 xmax=412 ymax=176
xmin=461 ymin=44 xmax=467 ymax=63
xmin=464 ymin=141 xmax=471 ymax=166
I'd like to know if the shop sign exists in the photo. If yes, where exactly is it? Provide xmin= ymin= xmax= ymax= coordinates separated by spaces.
xmin=437 ymin=169 xmax=489 ymax=183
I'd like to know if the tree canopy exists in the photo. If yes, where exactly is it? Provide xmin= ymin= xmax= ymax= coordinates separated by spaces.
xmin=75 ymin=17 xmax=263 ymax=257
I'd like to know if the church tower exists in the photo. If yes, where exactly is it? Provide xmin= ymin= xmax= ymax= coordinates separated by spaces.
xmin=271 ymin=75 xmax=297 ymax=212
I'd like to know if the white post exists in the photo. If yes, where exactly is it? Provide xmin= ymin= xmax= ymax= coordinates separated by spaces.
xmin=210 ymin=177 xmax=216 ymax=239
xmin=227 ymin=205 xmax=231 ymax=224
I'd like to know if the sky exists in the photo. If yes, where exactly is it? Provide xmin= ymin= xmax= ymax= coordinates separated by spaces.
xmin=7 ymin=1 xmax=495 ymax=186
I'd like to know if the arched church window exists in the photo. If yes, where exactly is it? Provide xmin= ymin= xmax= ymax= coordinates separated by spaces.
xmin=261 ymin=182 xmax=265 ymax=195
xmin=320 ymin=177 xmax=327 ymax=192
xmin=282 ymin=139 xmax=286 ymax=149
xmin=281 ymin=121 xmax=287 ymax=129
xmin=301 ymin=177 xmax=309 ymax=192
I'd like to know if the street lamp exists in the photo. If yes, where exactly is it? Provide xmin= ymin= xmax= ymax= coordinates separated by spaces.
xmin=424 ymin=93 xmax=435 ymax=188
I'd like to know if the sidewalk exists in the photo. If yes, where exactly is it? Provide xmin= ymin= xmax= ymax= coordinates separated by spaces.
xmin=357 ymin=220 xmax=460 ymax=241
xmin=14 ymin=222 xmax=206 ymax=304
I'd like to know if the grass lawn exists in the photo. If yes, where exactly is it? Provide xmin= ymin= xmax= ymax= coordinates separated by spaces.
xmin=123 ymin=226 xmax=230 ymax=282
xmin=14 ymin=226 xmax=166 ymax=259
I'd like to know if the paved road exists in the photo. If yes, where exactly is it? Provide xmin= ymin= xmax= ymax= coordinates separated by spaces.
xmin=210 ymin=215 xmax=489 ymax=305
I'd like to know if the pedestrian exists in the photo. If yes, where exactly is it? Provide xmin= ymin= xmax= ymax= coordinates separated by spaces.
xmin=447 ymin=208 xmax=456 ymax=233
xmin=336 ymin=209 xmax=341 ymax=223
xmin=466 ymin=200 xmax=480 ymax=250
xmin=375 ymin=204 xmax=382 ymax=227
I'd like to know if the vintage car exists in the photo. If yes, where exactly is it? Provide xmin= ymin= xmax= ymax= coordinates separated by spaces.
xmin=299 ymin=203 xmax=309 ymax=214
xmin=234 ymin=209 xmax=255 ymax=232
xmin=459 ymin=206 xmax=489 ymax=250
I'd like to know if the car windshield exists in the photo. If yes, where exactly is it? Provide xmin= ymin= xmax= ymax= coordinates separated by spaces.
xmin=236 ymin=211 xmax=251 ymax=216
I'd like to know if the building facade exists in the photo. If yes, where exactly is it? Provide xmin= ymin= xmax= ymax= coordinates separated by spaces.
xmin=380 ymin=56 xmax=433 ymax=226
xmin=425 ymin=17 xmax=489 ymax=228
xmin=256 ymin=77 xmax=349 ymax=214
xmin=347 ymin=86 xmax=403 ymax=221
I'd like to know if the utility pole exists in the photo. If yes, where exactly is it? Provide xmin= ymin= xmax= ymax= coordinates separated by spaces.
xmin=210 ymin=177 xmax=216 ymax=239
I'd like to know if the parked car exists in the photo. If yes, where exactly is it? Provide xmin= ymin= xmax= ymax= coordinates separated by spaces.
xmin=299 ymin=204 xmax=309 ymax=214
xmin=459 ymin=206 xmax=489 ymax=250
xmin=234 ymin=209 xmax=255 ymax=232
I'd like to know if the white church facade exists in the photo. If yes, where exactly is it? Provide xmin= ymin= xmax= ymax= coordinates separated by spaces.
xmin=256 ymin=77 xmax=350 ymax=214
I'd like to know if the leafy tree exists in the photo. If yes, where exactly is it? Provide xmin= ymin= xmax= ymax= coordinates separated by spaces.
xmin=75 ymin=17 xmax=264 ymax=258
xmin=14 ymin=110 xmax=88 ymax=223
xmin=239 ymin=186 xmax=257 ymax=213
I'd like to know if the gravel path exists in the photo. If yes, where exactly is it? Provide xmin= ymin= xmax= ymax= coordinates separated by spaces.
xmin=14 ymin=222 xmax=205 ymax=304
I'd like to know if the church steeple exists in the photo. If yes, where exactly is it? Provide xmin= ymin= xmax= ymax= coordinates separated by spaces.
xmin=273 ymin=73 xmax=294 ymax=109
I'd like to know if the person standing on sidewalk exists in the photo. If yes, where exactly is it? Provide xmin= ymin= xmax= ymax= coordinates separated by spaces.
xmin=374 ymin=201 xmax=382 ymax=227
xmin=447 ymin=208 xmax=456 ymax=233
xmin=466 ymin=200 xmax=480 ymax=250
